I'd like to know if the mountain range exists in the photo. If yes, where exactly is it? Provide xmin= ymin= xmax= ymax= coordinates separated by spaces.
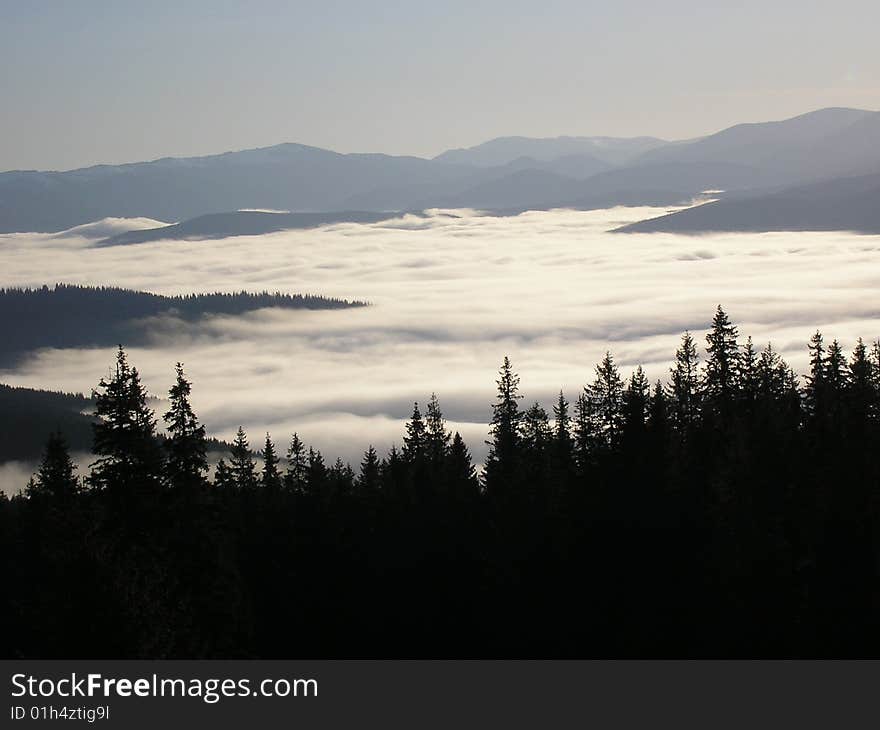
xmin=2 ymin=107 xmax=879 ymax=236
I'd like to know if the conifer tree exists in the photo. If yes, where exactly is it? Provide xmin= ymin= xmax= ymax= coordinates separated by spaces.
xmin=521 ymin=402 xmax=552 ymax=453
xmin=284 ymin=433 xmax=308 ymax=493
xmin=31 ymin=431 xmax=79 ymax=501
xmin=589 ymin=351 xmax=624 ymax=450
xmin=213 ymin=458 xmax=234 ymax=490
xmin=90 ymin=346 xmax=163 ymax=494
xmin=306 ymin=447 xmax=327 ymax=496
xmin=623 ymin=366 xmax=650 ymax=437
xmin=573 ymin=391 xmax=596 ymax=469
xmin=229 ymin=426 xmax=258 ymax=490
xmin=448 ymin=432 xmax=479 ymax=498
xmin=553 ymin=390 xmax=573 ymax=466
xmin=740 ymin=336 xmax=759 ymax=407
xmin=848 ymin=339 xmax=875 ymax=426
xmin=402 ymin=402 xmax=427 ymax=463
xmin=805 ymin=331 xmax=826 ymax=417
xmin=484 ymin=356 xmax=523 ymax=492
xmin=163 ymin=363 xmax=207 ymax=493
xmin=669 ymin=331 xmax=701 ymax=432
xmin=703 ymin=306 xmax=740 ymax=415
xmin=425 ymin=394 xmax=451 ymax=465
xmin=648 ymin=380 xmax=670 ymax=436
xmin=260 ymin=433 xmax=282 ymax=491
xmin=358 ymin=446 xmax=381 ymax=492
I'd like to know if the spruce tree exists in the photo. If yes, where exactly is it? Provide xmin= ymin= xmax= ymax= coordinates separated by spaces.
xmin=213 ymin=458 xmax=234 ymax=490
xmin=358 ymin=446 xmax=381 ymax=492
xmin=669 ymin=331 xmax=701 ymax=432
xmin=31 ymin=431 xmax=79 ymax=501
xmin=553 ymin=390 xmax=573 ymax=466
xmin=623 ymin=366 xmax=650 ymax=449
xmin=284 ymin=433 xmax=308 ymax=493
xmin=573 ymin=391 xmax=596 ymax=469
xmin=448 ymin=432 xmax=479 ymax=499
xmin=307 ymin=447 xmax=328 ymax=496
xmin=260 ymin=433 xmax=282 ymax=491
xmin=703 ymin=306 xmax=740 ymax=415
xmin=402 ymin=402 xmax=427 ymax=463
xmin=589 ymin=351 xmax=624 ymax=450
xmin=229 ymin=426 xmax=258 ymax=490
xmin=90 ymin=346 xmax=163 ymax=495
xmin=163 ymin=363 xmax=208 ymax=493
xmin=425 ymin=393 xmax=451 ymax=466
xmin=805 ymin=331 xmax=826 ymax=417
xmin=484 ymin=356 xmax=523 ymax=493
xmin=521 ymin=402 xmax=552 ymax=453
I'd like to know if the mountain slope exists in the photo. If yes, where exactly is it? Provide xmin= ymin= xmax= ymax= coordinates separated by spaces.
xmin=633 ymin=107 xmax=880 ymax=184
xmin=615 ymin=171 xmax=880 ymax=234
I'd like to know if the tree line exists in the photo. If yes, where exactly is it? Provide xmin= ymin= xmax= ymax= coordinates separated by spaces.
xmin=0 ymin=284 xmax=366 ymax=366
xmin=3 ymin=306 xmax=880 ymax=657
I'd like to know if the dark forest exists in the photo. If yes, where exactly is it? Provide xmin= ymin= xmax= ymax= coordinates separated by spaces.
xmin=0 ymin=285 xmax=366 ymax=366
xmin=3 ymin=306 xmax=879 ymax=658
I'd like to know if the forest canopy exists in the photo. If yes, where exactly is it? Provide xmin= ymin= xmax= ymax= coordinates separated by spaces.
xmin=3 ymin=307 xmax=880 ymax=658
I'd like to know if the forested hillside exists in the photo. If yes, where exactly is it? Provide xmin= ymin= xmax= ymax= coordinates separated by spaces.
xmin=3 ymin=308 xmax=880 ymax=657
xmin=0 ymin=285 xmax=365 ymax=366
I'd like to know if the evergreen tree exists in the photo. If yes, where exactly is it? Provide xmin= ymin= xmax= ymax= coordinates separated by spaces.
xmin=521 ymin=402 xmax=552 ymax=453
xmin=163 ymin=363 xmax=208 ymax=493
xmin=30 ymin=431 xmax=79 ymax=501
xmin=90 ymin=346 xmax=163 ymax=495
xmin=805 ymin=330 xmax=826 ymax=417
xmin=425 ymin=393 xmax=451 ymax=465
xmin=260 ymin=433 xmax=282 ymax=491
xmin=648 ymin=380 xmax=670 ymax=438
xmin=623 ymin=366 xmax=650 ymax=445
xmin=213 ymin=458 xmax=234 ymax=490
xmin=448 ymin=432 xmax=479 ymax=498
xmin=402 ymin=402 xmax=427 ymax=463
xmin=589 ymin=352 xmax=624 ymax=451
xmin=284 ymin=433 xmax=308 ymax=493
xmin=739 ymin=336 xmax=759 ymax=407
xmin=306 ymin=447 xmax=327 ymax=497
xmin=669 ymin=331 xmax=701 ymax=432
xmin=573 ymin=391 xmax=597 ymax=469
xmin=553 ymin=390 xmax=573 ymax=466
xmin=703 ymin=306 xmax=740 ymax=416
xmin=229 ymin=426 xmax=258 ymax=490
xmin=358 ymin=446 xmax=381 ymax=492
xmin=484 ymin=356 xmax=523 ymax=493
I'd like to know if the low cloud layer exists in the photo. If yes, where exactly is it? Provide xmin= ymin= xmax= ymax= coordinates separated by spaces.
xmin=2 ymin=205 xmax=879 ymax=491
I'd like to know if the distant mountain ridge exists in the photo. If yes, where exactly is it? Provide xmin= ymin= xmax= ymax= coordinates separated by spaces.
xmin=2 ymin=107 xmax=878 ymax=234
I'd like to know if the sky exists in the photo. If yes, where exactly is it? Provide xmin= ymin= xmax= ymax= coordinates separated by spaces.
xmin=2 ymin=204 xmax=880 ymax=494
xmin=2 ymin=0 xmax=879 ymax=171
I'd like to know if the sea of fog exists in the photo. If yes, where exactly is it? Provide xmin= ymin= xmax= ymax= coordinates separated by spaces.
xmin=2 ymin=204 xmax=880 ymax=487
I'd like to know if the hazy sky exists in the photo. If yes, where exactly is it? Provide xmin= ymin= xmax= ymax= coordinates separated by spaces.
xmin=2 ymin=0 xmax=879 ymax=171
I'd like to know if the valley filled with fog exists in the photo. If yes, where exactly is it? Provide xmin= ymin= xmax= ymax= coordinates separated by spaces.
xmin=2 ymin=203 xmax=880 ymax=474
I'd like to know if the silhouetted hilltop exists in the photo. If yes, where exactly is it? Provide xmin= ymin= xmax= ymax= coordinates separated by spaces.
xmin=615 ymin=171 xmax=880 ymax=234
xmin=0 ymin=384 xmax=95 ymax=462
xmin=0 ymin=285 xmax=367 ymax=366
